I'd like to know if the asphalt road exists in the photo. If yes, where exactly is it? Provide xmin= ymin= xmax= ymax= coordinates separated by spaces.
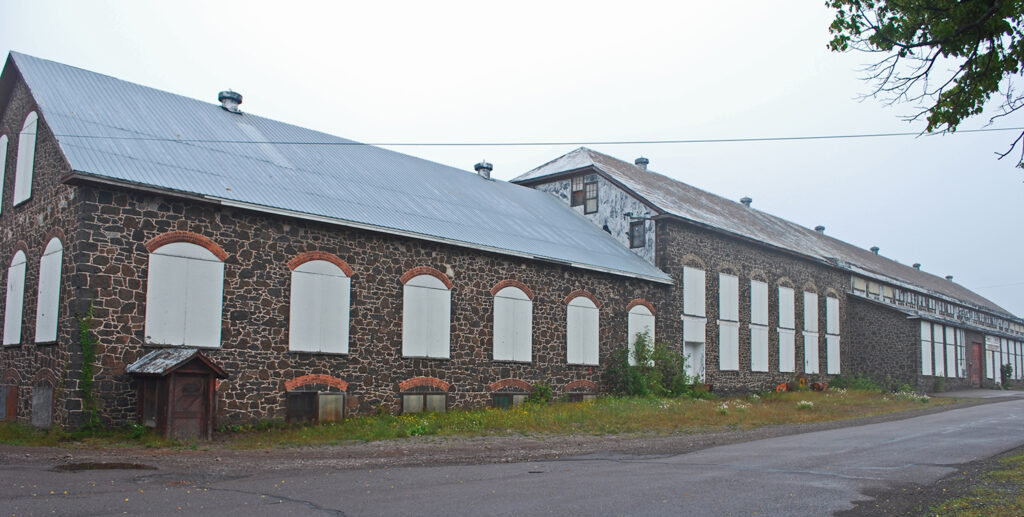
xmin=3 ymin=393 xmax=1024 ymax=516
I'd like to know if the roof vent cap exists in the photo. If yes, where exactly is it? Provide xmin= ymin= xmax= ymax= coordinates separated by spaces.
xmin=740 ymin=197 xmax=752 ymax=207
xmin=870 ymin=246 xmax=880 ymax=254
xmin=913 ymin=263 xmax=921 ymax=270
xmin=635 ymin=157 xmax=649 ymax=170
xmin=946 ymin=275 xmax=954 ymax=282
xmin=814 ymin=225 xmax=825 ymax=234
xmin=474 ymin=160 xmax=493 ymax=180
xmin=218 ymin=90 xmax=243 ymax=113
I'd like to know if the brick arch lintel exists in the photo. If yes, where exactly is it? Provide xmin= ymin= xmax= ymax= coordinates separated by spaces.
xmin=715 ymin=261 xmax=740 ymax=277
xmin=776 ymin=276 xmax=796 ymax=289
xmin=488 ymin=378 xmax=533 ymax=392
xmin=2 ymin=368 xmax=22 ymax=385
xmin=490 ymin=279 xmax=534 ymax=300
xmin=287 ymin=251 xmax=355 ymax=276
xmin=823 ymin=287 xmax=841 ymax=299
xmin=625 ymin=298 xmax=656 ymax=315
xmin=284 ymin=374 xmax=349 ymax=392
xmin=802 ymin=281 xmax=819 ymax=293
xmin=32 ymin=368 xmax=57 ymax=388
xmin=749 ymin=269 xmax=769 ymax=283
xmin=400 ymin=266 xmax=453 ymax=289
xmin=398 ymin=376 xmax=450 ymax=392
xmin=565 ymin=379 xmax=598 ymax=393
xmin=564 ymin=289 xmax=601 ymax=308
xmin=43 ymin=228 xmax=67 ymax=247
xmin=145 ymin=231 xmax=228 ymax=261
xmin=680 ymin=254 xmax=707 ymax=270
xmin=10 ymin=240 xmax=29 ymax=260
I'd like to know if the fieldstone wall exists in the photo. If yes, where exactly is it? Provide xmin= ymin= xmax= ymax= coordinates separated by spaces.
xmin=655 ymin=218 xmax=849 ymax=392
xmin=843 ymin=296 xmax=919 ymax=388
xmin=73 ymin=183 xmax=673 ymax=425
xmin=0 ymin=78 xmax=81 ymax=428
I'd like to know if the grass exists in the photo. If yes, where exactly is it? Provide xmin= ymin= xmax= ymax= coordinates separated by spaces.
xmin=930 ymin=452 xmax=1024 ymax=516
xmin=0 ymin=389 xmax=952 ymax=450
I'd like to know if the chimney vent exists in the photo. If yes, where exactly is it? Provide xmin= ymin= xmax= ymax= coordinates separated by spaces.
xmin=740 ymin=197 xmax=752 ymax=207
xmin=946 ymin=275 xmax=954 ymax=281
xmin=913 ymin=263 xmax=921 ymax=270
xmin=474 ymin=160 xmax=493 ymax=180
xmin=218 ymin=90 xmax=243 ymax=113
xmin=870 ymin=246 xmax=880 ymax=254
xmin=814 ymin=225 xmax=825 ymax=234
xmin=635 ymin=157 xmax=649 ymax=170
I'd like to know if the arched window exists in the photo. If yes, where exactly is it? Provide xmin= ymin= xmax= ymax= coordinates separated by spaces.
xmin=289 ymin=259 xmax=351 ymax=354
xmin=803 ymin=291 xmax=819 ymax=374
xmin=402 ymin=273 xmax=451 ymax=358
xmin=825 ymin=295 xmax=840 ymax=374
xmin=718 ymin=272 xmax=739 ymax=371
xmin=566 ymin=296 xmax=599 ymax=365
xmin=34 ymin=238 xmax=62 ymax=342
xmin=13 ymin=112 xmax=38 ymax=205
xmin=144 ymin=241 xmax=224 ymax=347
xmin=3 ymin=250 xmax=27 ymax=345
xmin=0 ymin=134 xmax=8 ymax=213
xmin=493 ymin=286 xmax=532 ymax=362
xmin=627 ymin=304 xmax=654 ymax=366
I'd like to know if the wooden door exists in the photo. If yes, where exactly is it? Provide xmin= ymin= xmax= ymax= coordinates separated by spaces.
xmin=3 ymin=386 xmax=17 ymax=420
xmin=170 ymin=374 xmax=207 ymax=440
xmin=970 ymin=343 xmax=983 ymax=387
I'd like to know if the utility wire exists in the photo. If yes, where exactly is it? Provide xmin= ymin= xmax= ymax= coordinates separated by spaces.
xmin=52 ymin=126 xmax=1024 ymax=147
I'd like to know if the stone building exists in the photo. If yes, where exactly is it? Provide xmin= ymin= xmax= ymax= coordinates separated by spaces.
xmin=1 ymin=53 xmax=1021 ymax=429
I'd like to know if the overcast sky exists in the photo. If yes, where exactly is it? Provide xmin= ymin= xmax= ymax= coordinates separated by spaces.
xmin=2 ymin=1 xmax=1022 ymax=315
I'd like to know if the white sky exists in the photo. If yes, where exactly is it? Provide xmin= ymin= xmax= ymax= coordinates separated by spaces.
xmin=3 ymin=1 xmax=1022 ymax=315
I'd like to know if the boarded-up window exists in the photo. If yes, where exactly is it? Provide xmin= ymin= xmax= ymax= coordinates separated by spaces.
xmin=825 ymin=296 xmax=840 ymax=374
xmin=750 ymin=280 xmax=768 ymax=372
xmin=717 ymin=274 xmax=739 ymax=371
xmin=31 ymin=385 xmax=52 ymax=428
xmin=13 ymin=112 xmax=37 ymax=206
xmin=493 ymin=393 xmax=528 ymax=409
xmin=803 ymin=292 xmax=818 ymax=333
xmin=3 ymin=250 xmax=27 ymax=346
xmin=933 ymin=323 xmax=945 ymax=376
xmin=946 ymin=327 xmax=957 ymax=379
xmin=803 ymin=292 xmax=819 ymax=374
xmin=779 ymin=286 xmax=796 ymax=372
xmin=289 ymin=260 xmax=351 ymax=354
xmin=920 ymin=321 xmax=933 ymax=375
xmin=493 ymin=286 xmax=532 ymax=362
xmin=402 ymin=274 xmax=451 ymax=358
xmin=145 ymin=242 xmax=224 ymax=348
xmin=566 ymin=296 xmax=599 ymax=365
xmin=682 ymin=267 xmax=706 ymax=318
xmin=627 ymin=304 xmax=655 ymax=366
xmin=0 ymin=135 xmax=7 ymax=215
xmin=718 ymin=273 xmax=738 ymax=322
xmin=403 ymin=393 xmax=446 ymax=414
xmin=34 ymin=238 xmax=62 ymax=343
xmin=852 ymin=277 xmax=866 ymax=294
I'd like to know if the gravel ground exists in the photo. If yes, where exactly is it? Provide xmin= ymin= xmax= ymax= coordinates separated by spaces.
xmin=0 ymin=396 xmax=1003 ymax=476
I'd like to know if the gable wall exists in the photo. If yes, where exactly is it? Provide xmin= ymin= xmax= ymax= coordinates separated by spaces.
xmin=0 ymin=76 xmax=82 ymax=427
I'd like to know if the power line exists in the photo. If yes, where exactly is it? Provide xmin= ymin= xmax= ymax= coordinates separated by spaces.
xmin=52 ymin=126 xmax=1024 ymax=147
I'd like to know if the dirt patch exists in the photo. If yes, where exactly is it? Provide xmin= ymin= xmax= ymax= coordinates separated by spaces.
xmin=51 ymin=461 xmax=157 ymax=472
xmin=837 ymin=444 xmax=1024 ymax=516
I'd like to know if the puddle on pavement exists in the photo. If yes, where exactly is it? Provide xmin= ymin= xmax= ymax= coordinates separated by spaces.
xmin=51 ymin=462 xmax=158 ymax=472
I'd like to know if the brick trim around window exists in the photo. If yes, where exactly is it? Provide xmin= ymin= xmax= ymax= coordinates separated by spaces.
xmin=490 ymin=279 xmax=534 ymax=300
xmin=563 ymin=289 xmax=601 ymax=308
xmin=31 ymin=368 xmax=57 ymax=388
xmin=487 ymin=378 xmax=533 ymax=392
xmin=43 ymin=228 xmax=67 ymax=247
xmin=2 ymin=368 xmax=22 ymax=385
xmin=286 ymin=251 xmax=355 ymax=277
xmin=398 ymin=376 xmax=451 ymax=392
xmin=625 ymin=298 xmax=656 ymax=315
xmin=565 ymin=379 xmax=598 ymax=393
xmin=399 ymin=266 xmax=453 ymax=289
xmin=145 ymin=231 xmax=228 ymax=261
xmin=10 ymin=240 xmax=29 ymax=259
xmin=284 ymin=374 xmax=349 ymax=392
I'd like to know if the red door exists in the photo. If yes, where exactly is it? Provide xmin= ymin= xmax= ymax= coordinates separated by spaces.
xmin=970 ymin=343 xmax=983 ymax=387
xmin=3 ymin=386 xmax=17 ymax=419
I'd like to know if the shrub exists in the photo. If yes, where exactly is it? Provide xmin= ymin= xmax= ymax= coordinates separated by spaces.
xmin=828 ymin=374 xmax=882 ymax=392
xmin=1001 ymin=363 xmax=1014 ymax=389
xmin=603 ymin=332 xmax=692 ymax=398
xmin=527 ymin=383 xmax=552 ymax=404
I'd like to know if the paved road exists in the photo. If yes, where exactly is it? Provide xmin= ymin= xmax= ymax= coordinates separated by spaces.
xmin=3 ymin=395 xmax=1024 ymax=516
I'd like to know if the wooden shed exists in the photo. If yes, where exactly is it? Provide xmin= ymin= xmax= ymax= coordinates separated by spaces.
xmin=126 ymin=348 xmax=227 ymax=440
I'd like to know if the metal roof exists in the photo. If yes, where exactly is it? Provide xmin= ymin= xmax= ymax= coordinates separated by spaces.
xmin=126 ymin=348 xmax=227 ymax=378
xmin=513 ymin=147 xmax=1016 ymax=318
xmin=4 ymin=52 xmax=670 ymax=284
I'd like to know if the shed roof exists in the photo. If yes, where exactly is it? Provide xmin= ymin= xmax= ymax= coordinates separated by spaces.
xmin=126 ymin=348 xmax=227 ymax=378
xmin=2 ymin=52 xmax=670 ymax=284
xmin=513 ymin=147 xmax=1015 ymax=318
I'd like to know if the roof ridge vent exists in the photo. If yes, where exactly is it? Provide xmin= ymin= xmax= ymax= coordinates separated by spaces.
xmin=814 ymin=225 xmax=825 ymax=234
xmin=739 ymin=197 xmax=752 ymax=208
xmin=635 ymin=157 xmax=649 ymax=170
xmin=946 ymin=275 xmax=954 ymax=282
xmin=913 ymin=263 xmax=921 ymax=270
xmin=870 ymin=246 xmax=880 ymax=254
xmin=474 ymin=160 xmax=493 ymax=180
xmin=218 ymin=90 xmax=242 ymax=114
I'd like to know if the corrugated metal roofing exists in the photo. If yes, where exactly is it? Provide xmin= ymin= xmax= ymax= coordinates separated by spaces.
xmin=513 ymin=147 xmax=1015 ymax=317
xmin=6 ymin=52 xmax=670 ymax=284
